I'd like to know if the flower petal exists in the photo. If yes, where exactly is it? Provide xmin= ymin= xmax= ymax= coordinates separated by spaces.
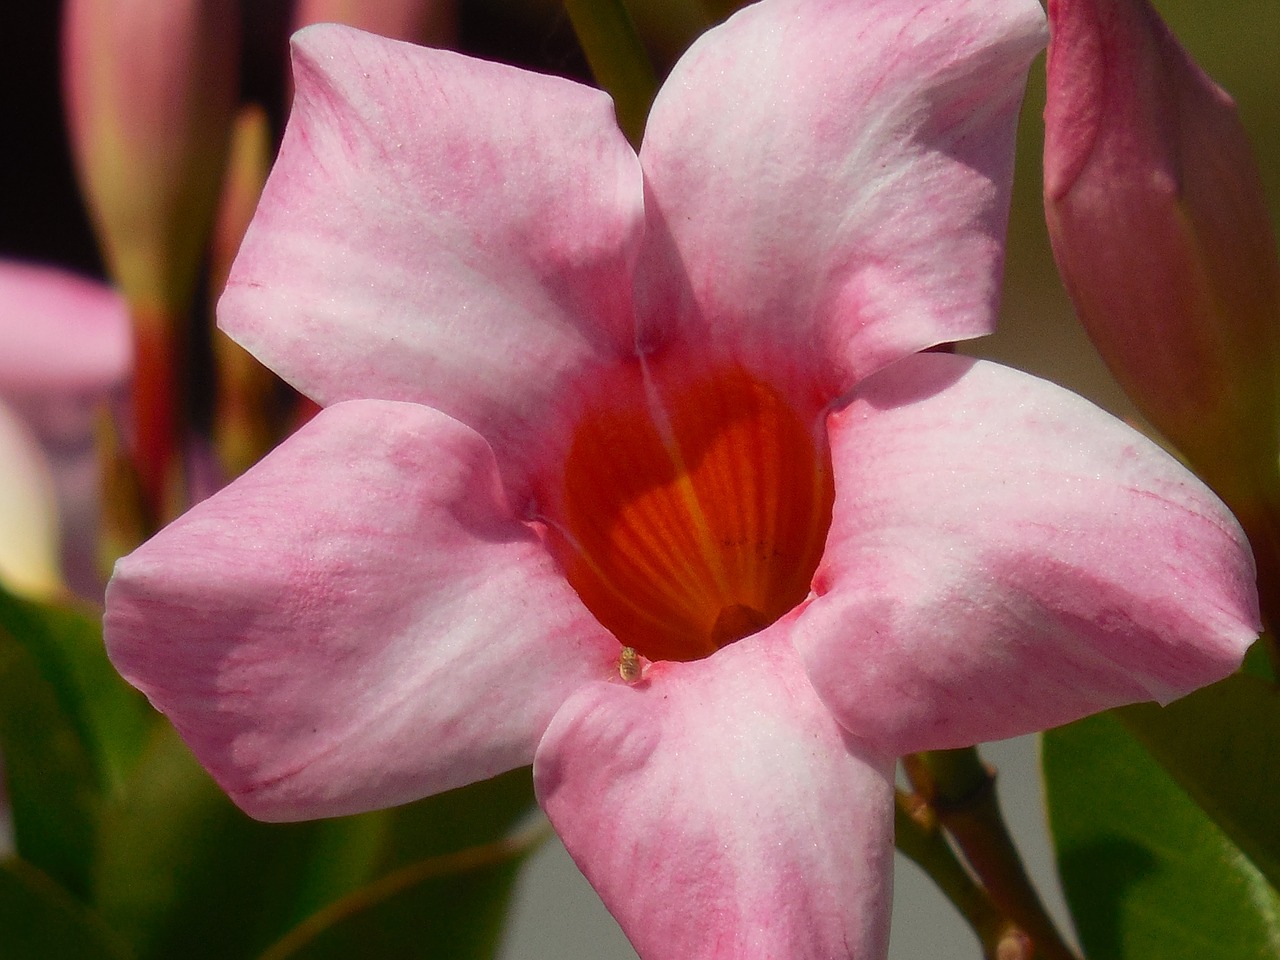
xmin=105 ymin=399 xmax=618 ymax=821
xmin=635 ymin=0 xmax=1047 ymax=392
xmin=0 ymin=259 xmax=130 ymax=395
xmin=794 ymin=353 xmax=1259 ymax=755
xmin=220 ymin=24 xmax=644 ymax=495
xmin=534 ymin=627 xmax=895 ymax=960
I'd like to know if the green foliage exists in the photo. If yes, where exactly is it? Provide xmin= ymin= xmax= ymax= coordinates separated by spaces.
xmin=0 ymin=584 xmax=147 ymax=898
xmin=93 ymin=725 xmax=537 ymax=960
xmin=0 ymin=586 xmax=540 ymax=959
xmin=92 ymin=723 xmax=364 ymax=959
xmin=0 ymin=617 xmax=102 ymax=898
xmin=259 ymin=839 xmax=530 ymax=960
xmin=0 ymin=586 xmax=150 ymax=791
xmin=1117 ymin=675 xmax=1280 ymax=892
xmin=0 ymin=860 xmax=130 ymax=960
xmin=1044 ymin=708 xmax=1280 ymax=959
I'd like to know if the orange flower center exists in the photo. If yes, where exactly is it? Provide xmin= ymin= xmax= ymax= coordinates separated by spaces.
xmin=545 ymin=363 xmax=834 ymax=663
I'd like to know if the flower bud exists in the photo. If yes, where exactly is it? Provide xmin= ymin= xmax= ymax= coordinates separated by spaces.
xmin=1044 ymin=0 xmax=1280 ymax=505
xmin=63 ymin=0 xmax=240 ymax=520
xmin=291 ymin=0 xmax=455 ymax=46
xmin=63 ymin=0 xmax=240 ymax=313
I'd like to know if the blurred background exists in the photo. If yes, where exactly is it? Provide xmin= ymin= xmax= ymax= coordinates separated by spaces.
xmin=2 ymin=0 xmax=1276 ymax=957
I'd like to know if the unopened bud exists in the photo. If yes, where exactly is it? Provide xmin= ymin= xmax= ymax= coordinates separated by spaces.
xmin=1044 ymin=0 xmax=1280 ymax=505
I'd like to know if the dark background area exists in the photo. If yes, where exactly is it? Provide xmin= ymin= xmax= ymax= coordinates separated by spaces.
xmin=0 ymin=0 xmax=597 ymax=278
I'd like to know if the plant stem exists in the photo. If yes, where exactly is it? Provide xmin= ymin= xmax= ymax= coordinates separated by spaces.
xmin=894 ymin=790 xmax=1029 ymax=959
xmin=129 ymin=302 xmax=184 ymax=531
xmin=563 ymin=0 xmax=657 ymax=147
xmin=905 ymin=748 xmax=1080 ymax=960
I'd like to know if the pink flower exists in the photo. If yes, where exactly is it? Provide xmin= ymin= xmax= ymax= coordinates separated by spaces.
xmin=104 ymin=0 xmax=1259 ymax=956
xmin=0 ymin=261 xmax=130 ymax=400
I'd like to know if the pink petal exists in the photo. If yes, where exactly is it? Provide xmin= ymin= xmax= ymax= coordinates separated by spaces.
xmin=794 ymin=353 xmax=1259 ymax=755
xmin=220 ymin=24 xmax=643 ymax=497
xmin=0 ymin=259 xmax=130 ymax=395
xmin=105 ymin=399 xmax=618 ymax=821
xmin=535 ymin=627 xmax=895 ymax=960
xmin=634 ymin=0 xmax=1047 ymax=393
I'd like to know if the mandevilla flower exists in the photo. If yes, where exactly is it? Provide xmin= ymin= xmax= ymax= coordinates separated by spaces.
xmin=104 ymin=0 xmax=1260 ymax=956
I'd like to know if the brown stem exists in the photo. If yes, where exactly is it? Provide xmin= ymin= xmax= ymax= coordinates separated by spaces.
xmin=129 ymin=303 xmax=185 ymax=531
xmin=894 ymin=790 xmax=1029 ymax=959
xmin=906 ymin=749 xmax=1080 ymax=960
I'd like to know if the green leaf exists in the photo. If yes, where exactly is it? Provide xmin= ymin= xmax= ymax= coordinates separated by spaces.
xmin=1240 ymin=634 xmax=1276 ymax=682
xmin=258 ymin=831 xmax=539 ymax=960
xmin=377 ymin=766 xmax=536 ymax=871
xmin=0 ymin=621 xmax=101 ymax=898
xmin=1044 ymin=710 xmax=1280 ymax=959
xmin=1117 ymin=674 xmax=1280 ymax=891
xmin=92 ymin=726 xmax=536 ymax=960
xmin=0 ymin=584 xmax=151 ymax=791
xmin=292 ymin=767 xmax=537 ymax=959
xmin=0 ymin=859 xmax=131 ymax=959
xmin=93 ymin=723 xmax=383 ymax=960
xmin=259 ymin=768 xmax=539 ymax=960
xmin=562 ymin=0 xmax=656 ymax=145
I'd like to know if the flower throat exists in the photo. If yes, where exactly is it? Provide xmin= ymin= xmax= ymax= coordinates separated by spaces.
xmin=547 ymin=363 xmax=834 ymax=664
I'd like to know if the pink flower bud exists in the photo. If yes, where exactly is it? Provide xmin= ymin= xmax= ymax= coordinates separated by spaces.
xmin=62 ymin=0 xmax=240 ymax=313
xmin=1044 ymin=0 xmax=1280 ymax=502
xmin=64 ymin=0 xmax=240 ymax=521
xmin=291 ymin=0 xmax=455 ymax=46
